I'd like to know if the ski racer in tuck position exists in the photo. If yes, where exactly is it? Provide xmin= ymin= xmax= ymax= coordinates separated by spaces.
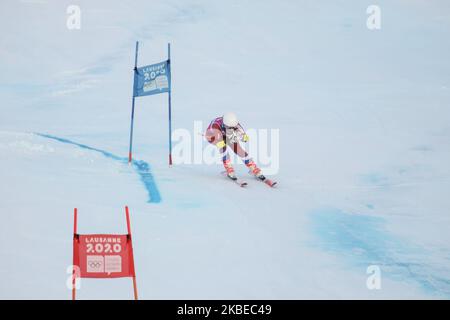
xmin=204 ymin=112 xmax=276 ymax=187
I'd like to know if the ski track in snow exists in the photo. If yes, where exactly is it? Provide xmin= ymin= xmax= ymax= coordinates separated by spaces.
xmin=34 ymin=133 xmax=161 ymax=203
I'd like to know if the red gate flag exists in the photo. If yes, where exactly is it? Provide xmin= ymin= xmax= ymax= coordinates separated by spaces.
xmin=74 ymin=234 xmax=135 ymax=278
xmin=72 ymin=206 xmax=138 ymax=300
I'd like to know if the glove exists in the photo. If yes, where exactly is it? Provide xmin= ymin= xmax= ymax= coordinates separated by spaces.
xmin=242 ymin=134 xmax=249 ymax=142
xmin=216 ymin=140 xmax=226 ymax=149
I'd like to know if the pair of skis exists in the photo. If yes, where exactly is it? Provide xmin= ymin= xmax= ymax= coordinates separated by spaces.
xmin=222 ymin=171 xmax=277 ymax=188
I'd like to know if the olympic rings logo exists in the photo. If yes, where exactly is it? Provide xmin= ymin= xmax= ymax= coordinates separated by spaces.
xmin=88 ymin=261 xmax=102 ymax=268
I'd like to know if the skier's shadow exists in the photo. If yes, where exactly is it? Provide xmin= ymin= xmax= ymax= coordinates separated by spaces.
xmin=35 ymin=133 xmax=161 ymax=203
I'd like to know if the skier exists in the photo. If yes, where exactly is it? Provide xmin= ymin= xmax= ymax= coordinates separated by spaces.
xmin=205 ymin=112 xmax=275 ymax=186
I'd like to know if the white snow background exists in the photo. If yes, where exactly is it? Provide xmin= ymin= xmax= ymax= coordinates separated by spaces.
xmin=0 ymin=0 xmax=449 ymax=299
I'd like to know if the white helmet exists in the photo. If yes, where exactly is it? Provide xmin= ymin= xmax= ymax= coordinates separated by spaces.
xmin=223 ymin=112 xmax=239 ymax=128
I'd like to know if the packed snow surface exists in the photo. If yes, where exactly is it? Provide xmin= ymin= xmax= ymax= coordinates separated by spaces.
xmin=1 ymin=0 xmax=449 ymax=299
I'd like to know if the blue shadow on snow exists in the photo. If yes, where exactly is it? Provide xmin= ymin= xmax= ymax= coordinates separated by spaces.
xmin=310 ymin=208 xmax=450 ymax=298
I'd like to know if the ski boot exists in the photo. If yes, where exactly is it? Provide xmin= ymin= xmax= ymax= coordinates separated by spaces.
xmin=223 ymin=159 xmax=237 ymax=180
xmin=245 ymin=160 xmax=277 ymax=187
xmin=246 ymin=160 xmax=265 ymax=180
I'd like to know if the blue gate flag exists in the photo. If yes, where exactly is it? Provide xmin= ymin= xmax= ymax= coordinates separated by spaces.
xmin=133 ymin=60 xmax=171 ymax=97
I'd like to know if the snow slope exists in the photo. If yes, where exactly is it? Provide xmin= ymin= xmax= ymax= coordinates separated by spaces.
xmin=0 ymin=0 xmax=450 ymax=299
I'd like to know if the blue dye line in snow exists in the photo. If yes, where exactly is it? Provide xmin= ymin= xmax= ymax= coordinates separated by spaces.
xmin=310 ymin=208 xmax=450 ymax=298
xmin=34 ymin=133 xmax=161 ymax=203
